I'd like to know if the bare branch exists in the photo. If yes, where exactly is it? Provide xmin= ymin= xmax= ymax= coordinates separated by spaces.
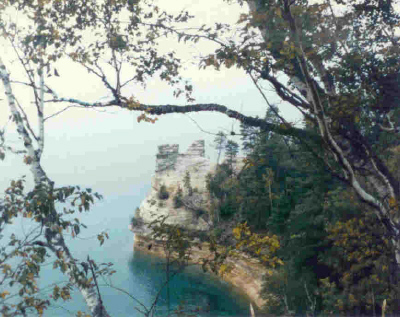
xmin=99 ymin=282 xmax=149 ymax=315
xmin=139 ymin=21 xmax=228 ymax=48
xmin=249 ymin=72 xmax=289 ymax=125
xmin=183 ymin=114 xmax=221 ymax=136
xmin=44 ymin=105 xmax=84 ymax=121
xmin=0 ymin=56 xmax=111 ymax=317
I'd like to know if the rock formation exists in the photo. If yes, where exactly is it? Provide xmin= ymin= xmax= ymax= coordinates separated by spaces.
xmin=130 ymin=140 xmax=267 ymax=309
xmin=132 ymin=140 xmax=214 ymax=236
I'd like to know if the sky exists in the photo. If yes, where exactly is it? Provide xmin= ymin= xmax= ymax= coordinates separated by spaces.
xmin=0 ymin=0 xmax=302 ymax=200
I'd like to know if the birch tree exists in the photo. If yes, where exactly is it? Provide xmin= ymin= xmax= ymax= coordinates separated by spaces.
xmin=0 ymin=0 xmax=189 ymax=315
xmin=1 ymin=0 xmax=400 ymax=315
xmin=123 ymin=0 xmax=400 ymax=276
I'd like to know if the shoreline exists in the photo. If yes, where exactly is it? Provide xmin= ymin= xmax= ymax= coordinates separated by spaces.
xmin=133 ymin=233 xmax=267 ymax=310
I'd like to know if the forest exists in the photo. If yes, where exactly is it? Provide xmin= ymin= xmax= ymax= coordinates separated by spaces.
xmin=0 ymin=0 xmax=399 ymax=316
xmin=204 ymin=108 xmax=400 ymax=315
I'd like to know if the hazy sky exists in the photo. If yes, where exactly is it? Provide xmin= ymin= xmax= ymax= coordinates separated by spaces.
xmin=0 ymin=0 xmax=302 ymax=200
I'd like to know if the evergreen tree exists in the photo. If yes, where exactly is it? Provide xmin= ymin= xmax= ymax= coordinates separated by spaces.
xmin=225 ymin=140 xmax=239 ymax=172
xmin=240 ymin=122 xmax=260 ymax=154
xmin=213 ymin=131 xmax=227 ymax=165
xmin=183 ymin=171 xmax=193 ymax=196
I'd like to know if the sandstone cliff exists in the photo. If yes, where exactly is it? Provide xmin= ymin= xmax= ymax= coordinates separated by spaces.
xmin=131 ymin=140 xmax=214 ymax=236
xmin=130 ymin=140 xmax=267 ymax=309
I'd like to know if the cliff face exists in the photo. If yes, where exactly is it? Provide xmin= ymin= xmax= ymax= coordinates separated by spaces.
xmin=131 ymin=140 xmax=214 ymax=236
xmin=130 ymin=140 xmax=267 ymax=309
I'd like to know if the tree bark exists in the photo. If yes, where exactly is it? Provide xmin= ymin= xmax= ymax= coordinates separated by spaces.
xmin=0 ymin=57 xmax=110 ymax=317
xmin=245 ymin=0 xmax=400 ymax=270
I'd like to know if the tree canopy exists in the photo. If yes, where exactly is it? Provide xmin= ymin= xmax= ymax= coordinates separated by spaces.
xmin=0 ymin=0 xmax=399 ymax=316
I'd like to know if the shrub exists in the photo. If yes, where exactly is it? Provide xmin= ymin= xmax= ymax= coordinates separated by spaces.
xmin=183 ymin=171 xmax=193 ymax=196
xmin=130 ymin=217 xmax=138 ymax=227
xmin=220 ymin=200 xmax=236 ymax=218
xmin=173 ymin=186 xmax=184 ymax=208
xmin=158 ymin=184 xmax=169 ymax=200
xmin=212 ymin=228 xmax=223 ymax=239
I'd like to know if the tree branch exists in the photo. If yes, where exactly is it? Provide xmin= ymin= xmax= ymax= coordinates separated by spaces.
xmin=0 ymin=57 xmax=111 ymax=317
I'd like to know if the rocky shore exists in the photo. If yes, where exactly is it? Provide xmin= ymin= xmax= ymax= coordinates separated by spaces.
xmin=130 ymin=140 xmax=268 ymax=309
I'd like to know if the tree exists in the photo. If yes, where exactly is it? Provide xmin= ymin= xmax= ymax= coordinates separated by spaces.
xmin=146 ymin=216 xmax=192 ymax=316
xmin=213 ymin=131 xmax=227 ymax=165
xmin=240 ymin=122 xmax=259 ymax=154
xmin=1 ymin=0 xmax=400 ymax=315
xmin=240 ymin=0 xmax=400 ymax=272
xmin=225 ymin=140 xmax=239 ymax=172
xmin=0 ymin=0 xmax=195 ymax=315
xmin=183 ymin=171 xmax=193 ymax=196
xmin=127 ymin=0 xmax=399 ymax=275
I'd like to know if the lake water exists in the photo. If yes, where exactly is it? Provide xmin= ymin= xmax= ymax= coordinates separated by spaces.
xmin=31 ymin=194 xmax=251 ymax=316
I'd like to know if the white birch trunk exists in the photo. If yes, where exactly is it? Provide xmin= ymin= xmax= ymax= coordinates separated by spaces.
xmin=0 ymin=57 xmax=110 ymax=317
xmin=246 ymin=0 xmax=400 ymax=267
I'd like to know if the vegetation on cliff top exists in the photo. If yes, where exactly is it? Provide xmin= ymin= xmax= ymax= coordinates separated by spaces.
xmin=0 ymin=0 xmax=399 ymax=315
xmin=205 ymin=107 xmax=400 ymax=316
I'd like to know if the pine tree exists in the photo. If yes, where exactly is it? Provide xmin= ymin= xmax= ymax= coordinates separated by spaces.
xmin=214 ymin=131 xmax=227 ymax=165
xmin=183 ymin=171 xmax=193 ymax=196
xmin=225 ymin=140 xmax=239 ymax=173
xmin=240 ymin=122 xmax=260 ymax=154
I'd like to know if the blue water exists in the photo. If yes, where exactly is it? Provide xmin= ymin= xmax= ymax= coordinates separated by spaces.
xmin=33 ymin=195 xmax=251 ymax=316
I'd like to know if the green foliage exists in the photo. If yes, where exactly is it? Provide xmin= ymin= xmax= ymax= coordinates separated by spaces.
xmin=183 ymin=171 xmax=193 ymax=196
xmin=212 ymin=227 xmax=224 ymax=240
xmin=0 ymin=179 xmax=103 ymax=315
xmin=207 ymin=114 xmax=400 ymax=315
xmin=148 ymin=216 xmax=192 ymax=267
xmin=206 ymin=164 xmax=241 ymax=220
xmin=173 ymin=186 xmax=184 ymax=209
xmin=206 ymin=164 xmax=231 ymax=200
xmin=1 ymin=0 xmax=399 ymax=314
xmin=130 ymin=216 xmax=139 ymax=227
xmin=224 ymin=140 xmax=239 ymax=171
xmin=158 ymin=184 xmax=170 ymax=200
xmin=240 ymin=121 xmax=260 ymax=154
xmin=319 ymin=210 xmax=399 ymax=315
xmin=214 ymin=131 xmax=227 ymax=164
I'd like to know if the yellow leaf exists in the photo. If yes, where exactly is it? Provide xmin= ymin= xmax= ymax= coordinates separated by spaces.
xmin=0 ymin=291 xmax=10 ymax=298
xmin=389 ymin=196 xmax=397 ymax=208
xmin=233 ymin=227 xmax=241 ymax=240
xmin=275 ymin=7 xmax=282 ymax=18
